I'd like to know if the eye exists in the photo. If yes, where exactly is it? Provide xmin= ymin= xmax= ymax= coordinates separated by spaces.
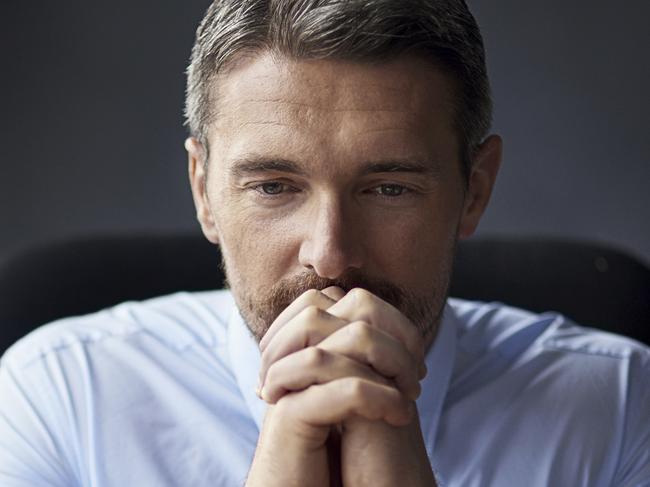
xmin=256 ymin=182 xmax=291 ymax=195
xmin=372 ymin=184 xmax=409 ymax=197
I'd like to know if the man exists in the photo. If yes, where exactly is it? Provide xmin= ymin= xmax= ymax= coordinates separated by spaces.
xmin=1 ymin=0 xmax=648 ymax=486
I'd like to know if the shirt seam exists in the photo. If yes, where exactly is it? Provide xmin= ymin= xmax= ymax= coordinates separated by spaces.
xmin=10 ymin=326 xmax=150 ymax=370
xmin=541 ymin=342 xmax=634 ymax=360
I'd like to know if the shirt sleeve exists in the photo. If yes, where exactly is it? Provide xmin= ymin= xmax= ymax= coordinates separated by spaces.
xmin=0 ymin=357 xmax=77 ymax=487
xmin=613 ymin=350 xmax=650 ymax=486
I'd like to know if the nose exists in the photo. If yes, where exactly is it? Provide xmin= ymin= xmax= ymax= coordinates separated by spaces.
xmin=298 ymin=195 xmax=363 ymax=279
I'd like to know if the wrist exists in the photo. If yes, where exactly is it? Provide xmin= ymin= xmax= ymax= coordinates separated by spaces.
xmin=341 ymin=414 xmax=437 ymax=487
xmin=246 ymin=404 xmax=331 ymax=487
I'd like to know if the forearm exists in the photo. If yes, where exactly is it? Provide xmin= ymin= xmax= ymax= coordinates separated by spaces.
xmin=246 ymin=405 xmax=330 ymax=487
xmin=341 ymin=415 xmax=437 ymax=487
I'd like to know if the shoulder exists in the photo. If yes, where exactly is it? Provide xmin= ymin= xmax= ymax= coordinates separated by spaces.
xmin=0 ymin=289 xmax=252 ymax=486
xmin=448 ymin=297 xmax=650 ymax=361
xmin=2 ymin=289 xmax=236 ymax=370
xmin=446 ymin=298 xmax=650 ymax=422
xmin=446 ymin=298 xmax=650 ymax=482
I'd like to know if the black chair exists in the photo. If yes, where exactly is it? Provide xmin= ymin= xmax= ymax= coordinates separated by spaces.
xmin=0 ymin=233 xmax=648 ymax=355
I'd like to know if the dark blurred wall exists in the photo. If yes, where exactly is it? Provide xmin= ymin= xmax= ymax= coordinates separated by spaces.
xmin=1 ymin=1 xmax=648 ymax=263
xmin=472 ymin=1 xmax=650 ymax=264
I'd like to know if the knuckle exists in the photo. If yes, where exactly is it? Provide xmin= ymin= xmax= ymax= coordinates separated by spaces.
xmin=360 ymin=306 xmax=378 ymax=325
xmin=348 ymin=287 xmax=370 ymax=303
xmin=303 ymin=346 xmax=326 ymax=367
xmin=352 ymin=323 xmax=380 ymax=361
xmin=345 ymin=377 xmax=368 ymax=400
xmin=349 ymin=320 xmax=372 ymax=341
xmin=301 ymin=304 xmax=322 ymax=321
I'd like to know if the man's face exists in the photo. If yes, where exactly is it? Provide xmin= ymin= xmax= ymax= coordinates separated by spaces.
xmin=188 ymin=51 xmax=499 ymax=342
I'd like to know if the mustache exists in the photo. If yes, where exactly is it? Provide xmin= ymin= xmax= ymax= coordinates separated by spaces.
xmin=266 ymin=270 xmax=406 ymax=313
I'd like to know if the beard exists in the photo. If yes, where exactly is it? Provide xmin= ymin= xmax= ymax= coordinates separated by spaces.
xmin=222 ymin=255 xmax=454 ymax=344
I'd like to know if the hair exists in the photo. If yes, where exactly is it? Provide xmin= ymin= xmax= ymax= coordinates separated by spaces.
xmin=184 ymin=0 xmax=492 ymax=181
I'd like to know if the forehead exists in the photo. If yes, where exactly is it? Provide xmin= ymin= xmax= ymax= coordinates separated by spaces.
xmin=208 ymin=51 xmax=459 ymax=174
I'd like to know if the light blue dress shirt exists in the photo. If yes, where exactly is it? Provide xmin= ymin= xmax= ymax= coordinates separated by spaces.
xmin=0 ymin=290 xmax=648 ymax=486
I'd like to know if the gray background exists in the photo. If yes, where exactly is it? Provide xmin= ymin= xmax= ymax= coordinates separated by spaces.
xmin=1 ymin=1 xmax=648 ymax=264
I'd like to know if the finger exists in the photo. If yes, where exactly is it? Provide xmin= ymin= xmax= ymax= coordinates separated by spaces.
xmin=327 ymin=288 xmax=425 ymax=367
xmin=258 ymin=305 xmax=348 ymax=387
xmin=321 ymin=286 xmax=345 ymax=301
xmin=317 ymin=321 xmax=422 ymax=400
xmin=277 ymin=377 xmax=414 ymax=427
xmin=261 ymin=346 xmax=393 ymax=404
xmin=259 ymin=289 xmax=337 ymax=352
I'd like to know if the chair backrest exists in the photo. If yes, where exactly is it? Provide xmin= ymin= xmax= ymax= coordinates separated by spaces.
xmin=0 ymin=233 xmax=648 ymax=354
xmin=449 ymin=238 xmax=649 ymax=344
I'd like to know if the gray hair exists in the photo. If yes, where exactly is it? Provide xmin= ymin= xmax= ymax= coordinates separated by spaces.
xmin=184 ymin=0 xmax=492 ymax=180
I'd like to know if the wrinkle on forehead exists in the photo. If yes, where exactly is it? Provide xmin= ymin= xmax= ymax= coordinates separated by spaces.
xmin=207 ymin=51 xmax=458 ymax=174
xmin=240 ymin=98 xmax=409 ymax=113
xmin=212 ymin=51 xmax=453 ymax=127
xmin=222 ymin=91 xmax=414 ymax=132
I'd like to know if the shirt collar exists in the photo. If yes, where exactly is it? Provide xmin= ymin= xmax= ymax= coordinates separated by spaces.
xmin=227 ymin=306 xmax=267 ymax=431
xmin=227 ymin=299 xmax=457 ymax=445
xmin=417 ymin=301 xmax=457 ymax=457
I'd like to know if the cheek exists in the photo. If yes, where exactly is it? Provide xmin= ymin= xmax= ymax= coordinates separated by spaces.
xmin=368 ymin=201 xmax=460 ymax=288
xmin=216 ymin=205 xmax=301 ymax=285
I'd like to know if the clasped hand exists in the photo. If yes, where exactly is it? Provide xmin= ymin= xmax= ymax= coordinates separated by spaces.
xmin=246 ymin=287 xmax=437 ymax=487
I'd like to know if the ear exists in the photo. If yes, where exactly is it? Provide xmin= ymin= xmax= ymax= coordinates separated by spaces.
xmin=186 ymin=137 xmax=220 ymax=245
xmin=457 ymin=134 xmax=502 ymax=239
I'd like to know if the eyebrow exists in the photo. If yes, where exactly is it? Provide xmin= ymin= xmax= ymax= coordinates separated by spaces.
xmin=360 ymin=160 xmax=439 ymax=177
xmin=229 ymin=157 xmax=307 ymax=179
xmin=229 ymin=155 xmax=440 ymax=179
